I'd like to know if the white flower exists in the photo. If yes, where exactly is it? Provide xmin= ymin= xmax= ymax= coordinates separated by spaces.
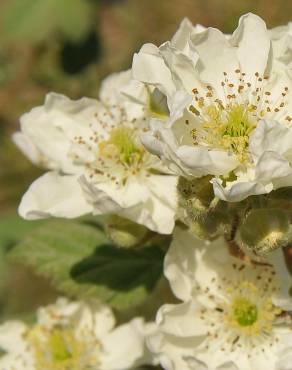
xmin=133 ymin=13 xmax=292 ymax=202
xmin=0 ymin=321 xmax=35 ymax=370
xmin=148 ymin=228 xmax=292 ymax=370
xmin=269 ymin=21 xmax=292 ymax=69
xmin=14 ymin=71 xmax=177 ymax=234
xmin=0 ymin=298 xmax=156 ymax=370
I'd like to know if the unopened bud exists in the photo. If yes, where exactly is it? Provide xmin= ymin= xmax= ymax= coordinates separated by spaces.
xmin=105 ymin=215 xmax=148 ymax=248
xmin=237 ymin=208 xmax=292 ymax=255
xmin=177 ymin=176 xmax=219 ymax=223
xmin=190 ymin=211 xmax=232 ymax=240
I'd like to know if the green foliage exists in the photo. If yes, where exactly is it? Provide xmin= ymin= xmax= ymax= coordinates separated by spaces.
xmin=0 ymin=212 xmax=44 ymax=253
xmin=0 ymin=212 xmax=44 ymax=290
xmin=0 ymin=0 xmax=94 ymax=46
xmin=8 ymin=220 xmax=164 ymax=310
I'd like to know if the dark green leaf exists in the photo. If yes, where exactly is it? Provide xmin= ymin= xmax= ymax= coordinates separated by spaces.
xmin=8 ymin=220 xmax=164 ymax=309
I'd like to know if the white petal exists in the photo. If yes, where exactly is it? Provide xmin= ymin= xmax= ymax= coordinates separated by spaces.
xmin=165 ymin=229 xmax=235 ymax=304
xmin=277 ymin=355 xmax=292 ymax=370
xmin=80 ymin=176 xmax=148 ymax=210
xmin=111 ymin=176 xmax=177 ymax=234
xmin=230 ymin=13 xmax=270 ymax=83
xmin=164 ymin=227 xmax=202 ymax=301
xmin=92 ymin=304 xmax=116 ymax=339
xmin=0 ymin=321 xmax=28 ymax=353
xmin=120 ymin=78 xmax=149 ymax=106
xmin=156 ymin=301 xmax=208 ymax=338
xmin=217 ymin=362 xmax=239 ymax=370
xmin=272 ymin=173 xmax=292 ymax=189
xmin=168 ymin=90 xmax=193 ymax=125
xmin=176 ymin=145 xmax=238 ymax=176
xmin=149 ymin=301 xmax=210 ymax=370
xmin=192 ymin=236 xmax=235 ymax=304
xmin=250 ymin=119 xmax=292 ymax=160
xmin=79 ymin=176 xmax=123 ymax=214
xmin=12 ymin=132 xmax=43 ymax=166
xmin=75 ymin=302 xmax=116 ymax=340
xmin=184 ymin=356 xmax=208 ymax=370
xmin=171 ymin=18 xmax=194 ymax=51
xmin=19 ymin=172 xmax=92 ymax=220
xmin=37 ymin=297 xmax=82 ymax=329
xmin=255 ymin=151 xmax=292 ymax=182
xmin=99 ymin=318 xmax=151 ymax=370
xmin=146 ymin=174 xmax=177 ymax=234
xmin=120 ymin=78 xmax=150 ymax=120
xmin=146 ymin=120 xmax=187 ymax=176
xmin=248 ymin=349 xmax=277 ymax=370
xmin=132 ymin=43 xmax=176 ymax=97
xmin=159 ymin=42 xmax=199 ymax=93
xmin=80 ymin=175 xmax=176 ymax=234
xmin=148 ymin=331 xmax=193 ymax=370
xmin=96 ymin=179 xmax=149 ymax=209
xmin=17 ymin=92 xmax=103 ymax=173
xmin=212 ymin=177 xmax=271 ymax=202
xmin=276 ymin=332 xmax=292 ymax=370
xmin=0 ymin=321 xmax=34 ymax=370
xmin=99 ymin=70 xmax=131 ymax=104
xmin=141 ymin=130 xmax=166 ymax=158
xmin=266 ymin=249 xmax=292 ymax=311
xmin=190 ymin=28 xmax=238 ymax=99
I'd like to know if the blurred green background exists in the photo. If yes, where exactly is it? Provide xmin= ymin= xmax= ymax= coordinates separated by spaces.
xmin=0 ymin=0 xmax=292 ymax=321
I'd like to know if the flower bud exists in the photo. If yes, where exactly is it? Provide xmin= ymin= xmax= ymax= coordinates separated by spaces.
xmin=105 ymin=215 xmax=148 ymax=248
xmin=177 ymin=176 xmax=219 ymax=223
xmin=190 ymin=211 xmax=232 ymax=240
xmin=237 ymin=208 xmax=292 ymax=255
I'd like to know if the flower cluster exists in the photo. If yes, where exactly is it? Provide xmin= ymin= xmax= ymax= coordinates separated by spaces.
xmin=135 ymin=15 xmax=292 ymax=200
xmin=149 ymin=229 xmax=292 ymax=370
xmin=0 ymin=298 xmax=156 ymax=370
xmin=14 ymin=71 xmax=177 ymax=234
xmin=11 ymin=12 xmax=292 ymax=370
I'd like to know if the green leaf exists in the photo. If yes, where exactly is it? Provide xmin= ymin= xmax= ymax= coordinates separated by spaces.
xmin=0 ymin=212 xmax=44 ymax=252
xmin=0 ymin=0 xmax=93 ymax=46
xmin=8 ymin=220 xmax=164 ymax=309
xmin=71 ymin=243 xmax=165 ymax=308
xmin=0 ymin=212 xmax=43 ymax=298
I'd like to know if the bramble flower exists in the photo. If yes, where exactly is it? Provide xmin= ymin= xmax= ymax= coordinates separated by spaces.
xmin=133 ymin=13 xmax=292 ymax=201
xmin=148 ymin=228 xmax=292 ymax=370
xmin=13 ymin=71 xmax=177 ymax=234
xmin=270 ymin=21 xmax=292 ymax=69
xmin=0 ymin=298 xmax=156 ymax=370
xmin=0 ymin=321 xmax=34 ymax=370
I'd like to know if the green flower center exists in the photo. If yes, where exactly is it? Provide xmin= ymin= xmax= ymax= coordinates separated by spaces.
xmin=187 ymin=72 xmax=290 ymax=162
xmin=99 ymin=127 xmax=144 ymax=167
xmin=219 ymin=104 xmax=256 ymax=148
xmin=224 ymin=280 xmax=282 ymax=337
xmin=191 ymin=103 xmax=257 ymax=162
xmin=28 ymin=326 xmax=99 ymax=370
xmin=232 ymin=297 xmax=258 ymax=327
xmin=49 ymin=329 xmax=73 ymax=362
